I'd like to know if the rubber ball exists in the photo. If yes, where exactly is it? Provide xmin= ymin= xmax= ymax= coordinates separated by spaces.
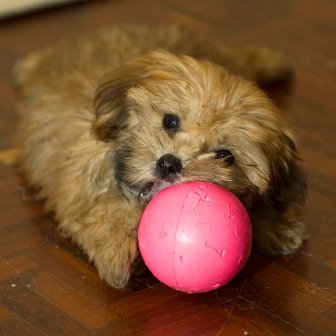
xmin=138 ymin=181 xmax=252 ymax=293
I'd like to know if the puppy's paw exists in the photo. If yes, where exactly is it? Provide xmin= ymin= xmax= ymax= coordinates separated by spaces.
xmin=254 ymin=220 xmax=308 ymax=257
xmin=94 ymin=236 xmax=138 ymax=289
xmin=241 ymin=47 xmax=294 ymax=85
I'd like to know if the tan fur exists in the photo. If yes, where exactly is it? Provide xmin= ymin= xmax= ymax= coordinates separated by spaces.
xmin=16 ymin=25 xmax=306 ymax=288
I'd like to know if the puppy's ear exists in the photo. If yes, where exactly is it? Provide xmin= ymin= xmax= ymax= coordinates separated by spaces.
xmin=260 ymin=132 xmax=306 ymax=217
xmin=267 ymin=158 xmax=307 ymax=221
xmin=249 ymin=136 xmax=307 ymax=256
xmin=93 ymin=65 xmax=141 ymax=141
xmin=252 ymin=156 xmax=307 ymax=256
xmin=93 ymin=51 xmax=177 ymax=141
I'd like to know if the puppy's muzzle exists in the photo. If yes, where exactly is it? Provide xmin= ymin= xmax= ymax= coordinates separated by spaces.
xmin=156 ymin=154 xmax=182 ymax=181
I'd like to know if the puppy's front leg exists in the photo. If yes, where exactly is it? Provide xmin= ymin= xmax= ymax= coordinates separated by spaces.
xmin=251 ymin=207 xmax=308 ymax=256
xmin=76 ymin=198 xmax=143 ymax=288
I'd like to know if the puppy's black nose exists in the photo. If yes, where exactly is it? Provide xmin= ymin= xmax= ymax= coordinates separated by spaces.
xmin=156 ymin=154 xmax=182 ymax=180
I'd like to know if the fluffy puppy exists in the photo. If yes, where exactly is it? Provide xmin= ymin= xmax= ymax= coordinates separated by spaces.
xmin=16 ymin=26 xmax=307 ymax=288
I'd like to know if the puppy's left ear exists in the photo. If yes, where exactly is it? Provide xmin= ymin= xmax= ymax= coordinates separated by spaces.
xmin=267 ymin=156 xmax=307 ymax=221
xmin=251 ymin=136 xmax=307 ymax=256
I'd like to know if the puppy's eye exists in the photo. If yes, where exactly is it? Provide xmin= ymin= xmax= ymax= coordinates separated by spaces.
xmin=215 ymin=149 xmax=234 ymax=165
xmin=163 ymin=114 xmax=180 ymax=132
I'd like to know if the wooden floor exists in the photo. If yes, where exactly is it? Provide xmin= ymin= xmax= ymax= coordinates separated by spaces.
xmin=0 ymin=1 xmax=335 ymax=335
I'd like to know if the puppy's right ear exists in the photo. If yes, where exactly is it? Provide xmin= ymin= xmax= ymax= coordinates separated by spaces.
xmin=93 ymin=65 xmax=140 ymax=141
xmin=93 ymin=51 xmax=181 ymax=141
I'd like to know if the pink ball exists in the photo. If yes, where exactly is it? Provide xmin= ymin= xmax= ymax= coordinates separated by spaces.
xmin=138 ymin=181 xmax=252 ymax=293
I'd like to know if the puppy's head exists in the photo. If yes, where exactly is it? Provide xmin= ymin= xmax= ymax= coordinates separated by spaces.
xmin=93 ymin=51 xmax=305 ymax=214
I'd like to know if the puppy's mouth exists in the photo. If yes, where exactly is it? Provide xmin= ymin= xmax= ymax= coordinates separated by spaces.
xmin=139 ymin=179 xmax=172 ymax=202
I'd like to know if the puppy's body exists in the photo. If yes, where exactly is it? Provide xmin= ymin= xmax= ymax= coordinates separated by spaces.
xmin=17 ymin=26 xmax=307 ymax=288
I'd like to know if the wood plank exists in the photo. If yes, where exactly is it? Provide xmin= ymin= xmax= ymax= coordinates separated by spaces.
xmin=2 ymin=290 xmax=92 ymax=336
xmin=33 ymin=270 xmax=115 ymax=331
xmin=0 ymin=255 xmax=39 ymax=283
xmin=241 ymin=262 xmax=336 ymax=335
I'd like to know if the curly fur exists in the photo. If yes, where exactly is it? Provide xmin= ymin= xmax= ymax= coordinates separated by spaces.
xmin=16 ymin=25 xmax=307 ymax=288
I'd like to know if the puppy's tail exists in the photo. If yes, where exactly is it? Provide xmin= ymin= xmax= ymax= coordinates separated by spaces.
xmin=195 ymin=43 xmax=294 ymax=86
xmin=230 ymin=46 xmax=294 ymax=86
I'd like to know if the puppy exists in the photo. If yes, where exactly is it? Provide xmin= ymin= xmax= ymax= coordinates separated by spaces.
xmin=16 ymin=26 xmax=307 ymax=288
